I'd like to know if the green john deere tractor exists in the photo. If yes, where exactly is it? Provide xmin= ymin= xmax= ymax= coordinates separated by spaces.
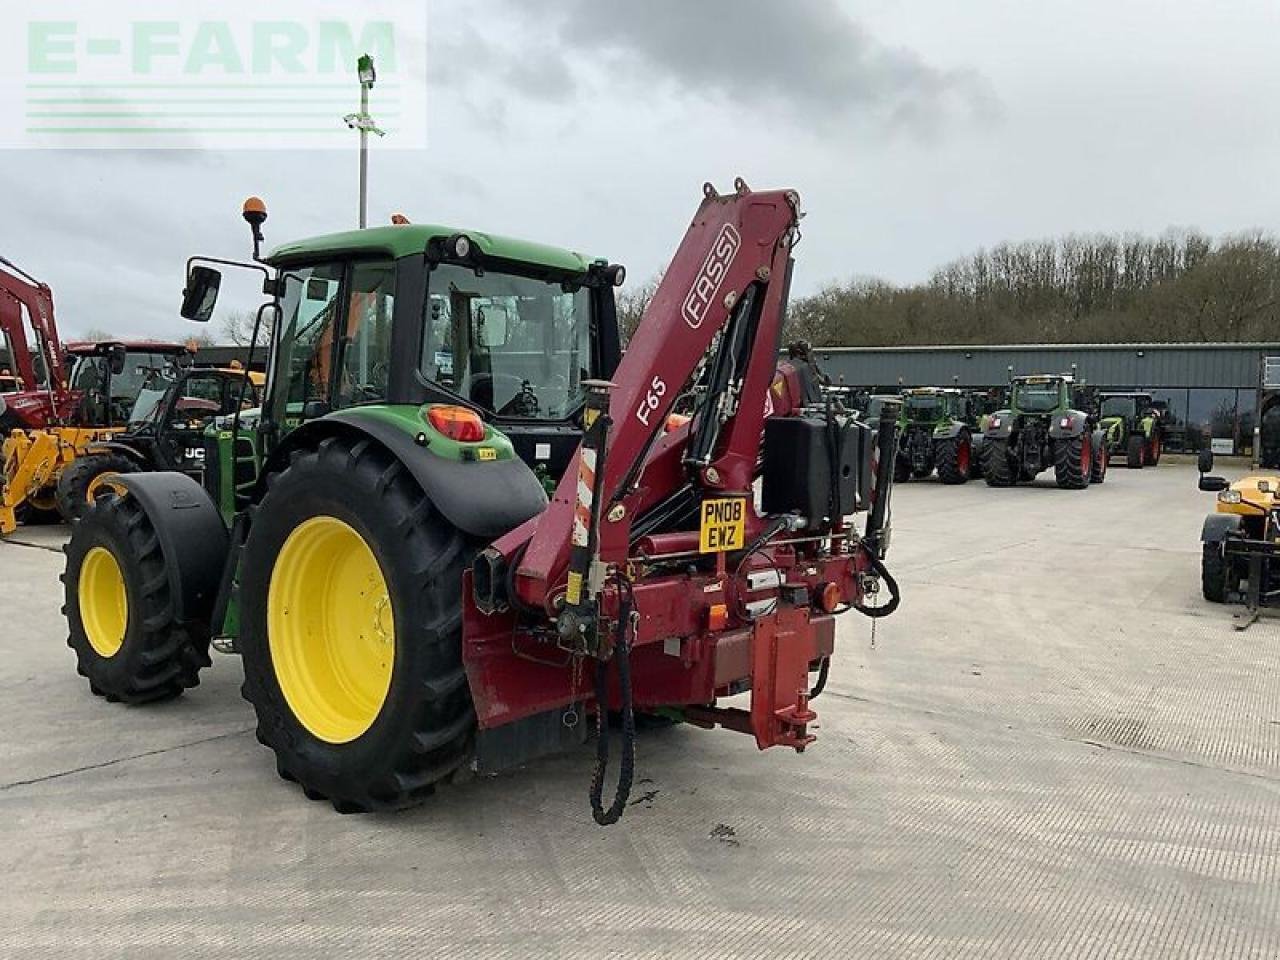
xmin=892 ymin=387 xmax=984 ymax=484
xmin=982 ymin=374 xmax=1108 ymax=489
xmin=1097 ymin=391 xmax=1163 ymax=469
xmin=60 ymin=201 xmax=624 ymax=812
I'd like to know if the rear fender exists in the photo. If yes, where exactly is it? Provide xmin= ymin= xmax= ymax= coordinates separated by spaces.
xmin=265 ymin=412 xmax=549 ymax=540
xmin=1201 ymin=513 xmax=1244 ymax=544
xmin=88 ymin=440 xmax=152 ymax=469
xmin=111 ymin=472 xmax=228 ymax=625
xmin=931 ymin=420 xmax=966 ymax=441
xmin=1048 ymin=411 xmax=1089 ymax=439
xmin=985 ymin=410 xmax=1014 ymax=439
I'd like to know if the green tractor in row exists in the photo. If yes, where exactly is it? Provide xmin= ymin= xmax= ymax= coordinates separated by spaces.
xmin=1097 ymin=391 xmax=1164 ymax=469
xmin=891 ymin=387 xmax=985 ymax=484
xmin=983 ymin=374 xmax=1108 ymax=489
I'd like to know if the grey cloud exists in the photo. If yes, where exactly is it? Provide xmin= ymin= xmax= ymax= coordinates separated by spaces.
xmin=493 ymin=0 xmax=999 ymax=134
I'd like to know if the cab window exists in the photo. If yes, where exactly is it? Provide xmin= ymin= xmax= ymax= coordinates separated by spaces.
xmin=272 ymin=263 xmax=345 ymax=422
xmin=338 ymin=262 xmax=395 ymax=406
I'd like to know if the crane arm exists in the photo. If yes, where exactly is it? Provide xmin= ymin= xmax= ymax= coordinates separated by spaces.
xmin=511 ymin=180 xmax=803 ymax=611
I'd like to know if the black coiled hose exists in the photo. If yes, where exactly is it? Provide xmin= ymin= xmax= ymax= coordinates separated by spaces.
xmin=854 ymin=548 xmax=901 ymax=619
xmin=589 ymin=579 xmax=635 ymax=826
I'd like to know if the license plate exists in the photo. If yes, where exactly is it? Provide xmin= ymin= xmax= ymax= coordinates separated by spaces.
xmin=699 ymin=497 xmax=746 ymax=553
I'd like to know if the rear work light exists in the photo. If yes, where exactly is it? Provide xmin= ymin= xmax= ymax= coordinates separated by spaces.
xmin=425 ymin=405 xmax=486 ymax=443
xmin=1060 ymin=417 xmax=1072 ymax=429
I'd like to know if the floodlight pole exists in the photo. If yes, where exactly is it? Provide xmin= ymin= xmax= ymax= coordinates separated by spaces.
xmin=358 ymin=78 xmax=369 ymax=229
xmin=345 ymin=54 xmax=385 ymax=230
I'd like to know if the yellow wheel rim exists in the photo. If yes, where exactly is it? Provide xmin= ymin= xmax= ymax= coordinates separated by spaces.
xmin=268 ymin=516 xmax=396 ymax=744
xmin=79 ymin=547 xmax=128 ymax=658
xmin=86 ymin=472 xmax=127 ymax=504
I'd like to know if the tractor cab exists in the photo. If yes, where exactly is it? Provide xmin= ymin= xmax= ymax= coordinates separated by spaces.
xmin=1009 ymin=374 xmax=1071 ymax=416
xmin=179 ymin=213 xmax=623 ymax=519
xmin=0 ymin=370 xmax=22 ymax=394
xmin=902 ymin=387 xmax=966 ymax=423
xmin=64 ymin=340 xmax=193 ymax=428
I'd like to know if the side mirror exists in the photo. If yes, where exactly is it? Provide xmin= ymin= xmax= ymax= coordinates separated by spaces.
xmin=475 ymin=303 xmax=511 ymax=348
xmin=1197 ymin=449 xmax=1214 ymax=474
xmin=107 ymin=343 xmax=127 ymax=376
xmin=181 ymin=266 xmax=222 ymax=322
xmin=1199 ymin=475 xmax=1230 ymax=493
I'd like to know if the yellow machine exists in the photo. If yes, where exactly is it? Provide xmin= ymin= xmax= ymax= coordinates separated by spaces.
xmin=0 ymin=427 xmax=120 ymax=534
xmin=1198 ymin=450 xmax=1280 ymax=621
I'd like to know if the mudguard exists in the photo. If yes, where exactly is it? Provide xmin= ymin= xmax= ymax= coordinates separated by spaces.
xmin=111 ymin=472 xmax=228 ymax=625
xmin=984 ymin=410 xmax=1014 ymax=439
xmin=1201 ymin=513 xmax=1244 ymax=543
xmin=931 ymin=420 xmax=967 ymax=441
xmin=1048 ymin=410 xmax=1090 ymax=439
xmin=270 ymin=412 xmax=549 ymax=540
xmin=86 ymin=440 xmax=152 ymax=468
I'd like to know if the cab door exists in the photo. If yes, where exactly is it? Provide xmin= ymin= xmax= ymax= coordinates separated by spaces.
xmin=159 ymin=372 xmax=236 ymax=479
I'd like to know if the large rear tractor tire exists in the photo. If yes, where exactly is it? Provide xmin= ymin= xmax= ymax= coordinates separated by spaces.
xmin=55 ymin=452 xmax=139 ymax=524
xmin=1201 ymin=542 xmax=1231 ymax=603
xmin=62 ymin=495 xmax=211 ymax=703
xmin=983 ymin=439 xmax=1014 ymax=487
xmin=238 ymin=436 xmax=476 ymax=814
xmin=1126 ymin=434 xmax=1145 ymax=469
xmin=935 ymin=434 xmax=973 ymax=485
xmin=1145 ymin=434 xmax=1162 ymax=466
xmin=1053 ymin=434 xmax=1092 ymax=490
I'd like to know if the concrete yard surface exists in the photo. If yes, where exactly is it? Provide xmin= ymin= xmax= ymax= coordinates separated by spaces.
xmin=1 ymin=462 xmax=1278 ymax=958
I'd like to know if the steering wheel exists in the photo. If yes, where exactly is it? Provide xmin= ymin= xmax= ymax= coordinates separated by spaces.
xmin=469 ymin=372 xmax=527 ymax=412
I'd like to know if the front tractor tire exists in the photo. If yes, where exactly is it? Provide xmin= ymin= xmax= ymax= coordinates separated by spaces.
xmin=1145 ymin=434 xmax=1163 ymax=466
xmin=56 ymin=452 xmax=139 ymax=524
xmin=1126 ymin=434 xmax=1145 ymax=469
xmin=983 ymin=439 xmax=1015 ymax=487
xmin=1053 ymin=434 xmax=1092 ymax=490
xmin=238 ymin=436 xmax=475 ymax=813
xmin=62 ymin=495 xmax=211 ymax=703
xmin=1090 ymin=439 xmax=1109 ymax=484
xmin=1201 ymin=542 xmax=1232 ymax=603
xmin=935 ymin=434 xmax=973 ymax=485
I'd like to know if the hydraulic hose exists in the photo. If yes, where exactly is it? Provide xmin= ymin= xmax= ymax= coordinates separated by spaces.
xmin=589 ymin=578 xmax=636 ymax=826
xmin=854 ymin=547 xmax=901 ymax=619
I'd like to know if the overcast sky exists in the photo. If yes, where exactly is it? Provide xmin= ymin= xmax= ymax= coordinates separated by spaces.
xmin=4 ymin=0 xmax=1280 ymax=339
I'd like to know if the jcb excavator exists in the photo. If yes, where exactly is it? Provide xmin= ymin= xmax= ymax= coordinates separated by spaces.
xmin=0 ymin=255 xmax=192 ymax=532
xmin=61 ymin=181 xmax=902 ymax=824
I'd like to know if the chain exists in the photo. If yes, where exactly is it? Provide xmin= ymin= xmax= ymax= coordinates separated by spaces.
xmin=870 ymin=616 xmax=877 ymax=650
xmin=563 ymin=652 xmax=585 ymax=728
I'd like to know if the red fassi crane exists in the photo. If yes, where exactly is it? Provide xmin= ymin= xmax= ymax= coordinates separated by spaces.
xmin=466 ymin=181 xmax=900 ymax=797
xmin=0 ymin=256 xmax=72 ymax=429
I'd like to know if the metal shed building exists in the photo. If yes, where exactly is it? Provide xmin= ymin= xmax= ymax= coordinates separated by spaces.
xmin=813 ymin=342 xmax=1280 ymax=462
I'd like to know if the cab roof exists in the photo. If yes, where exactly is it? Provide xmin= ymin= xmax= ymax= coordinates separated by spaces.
xmin=1014 ymin=374 xmax=1074 ymax=384
xmin=64 ymin=340 xmax=189 ymax=355
xmin=265 ymin=224 xmax=597 ymax=275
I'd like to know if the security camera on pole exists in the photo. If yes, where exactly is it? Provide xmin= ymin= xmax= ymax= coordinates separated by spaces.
xmin=344 ymin=54 xmax=385 ymax=229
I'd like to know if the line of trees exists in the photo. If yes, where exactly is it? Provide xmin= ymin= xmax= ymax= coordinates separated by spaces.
xmin=784 ymin=230 xmax=1280 ymax=346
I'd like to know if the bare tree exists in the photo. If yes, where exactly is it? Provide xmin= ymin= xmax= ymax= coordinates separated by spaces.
xmin=616 ymin=271 xmax=664 ymax=346
xmin=221 ymin=309 xmax=267 ymax=348
xmin=79 ymin=327 xmax=115 ymax=342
